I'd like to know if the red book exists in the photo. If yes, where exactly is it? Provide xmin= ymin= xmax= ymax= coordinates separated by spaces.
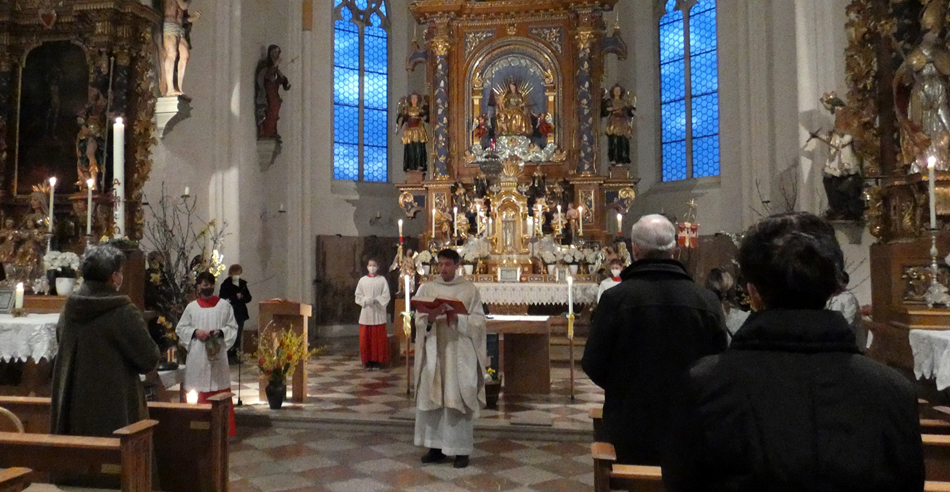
xmin=411 ymin=296 xmax=469 ymax=316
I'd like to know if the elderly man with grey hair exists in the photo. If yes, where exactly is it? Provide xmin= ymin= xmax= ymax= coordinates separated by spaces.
xmin=50 ymin=244 xmax=160 ymax=445
xmin=582 ymin=214 xmax=726 ymax=466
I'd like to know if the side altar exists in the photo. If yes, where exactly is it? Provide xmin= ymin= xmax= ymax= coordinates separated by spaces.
xmin=395 ymin=0 xmax=638 ymax=280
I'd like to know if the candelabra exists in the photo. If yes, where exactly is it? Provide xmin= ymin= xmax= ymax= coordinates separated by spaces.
xmin=925 ymin=228 xmax=950 ymax=308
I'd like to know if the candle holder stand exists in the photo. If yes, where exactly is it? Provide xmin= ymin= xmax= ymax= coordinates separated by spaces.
xmin=925 ymin=228 xmax=950 ymax=308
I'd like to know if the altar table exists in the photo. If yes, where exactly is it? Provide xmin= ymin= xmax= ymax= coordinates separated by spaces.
xmin=475 ymin=282 xmax=598 ymax=306
xmin=487 ymin=315 xmax=552 ymax=395
xmin=0 ymin=314 xmax=60 ymax=363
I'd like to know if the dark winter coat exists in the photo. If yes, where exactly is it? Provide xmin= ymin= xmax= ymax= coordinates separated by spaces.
xmin=582 ymin=258 xmax=727 ymax=465
xmin=663 ymin=309 xmax=925 ymax=492
xmin=50 ymin=280 xmax=160 ymax=437
xmin=219 ymin=278 xmax=252 ymax=324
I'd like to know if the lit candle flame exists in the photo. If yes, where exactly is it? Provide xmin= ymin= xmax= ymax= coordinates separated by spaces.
xmin=929 ymin=156 xmax=938 ymax=169
xmin=186 ymin=390 xmax=198 ymax=404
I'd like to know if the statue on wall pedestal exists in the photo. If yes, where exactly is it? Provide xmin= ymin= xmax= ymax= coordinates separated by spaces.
xmin=494 ymin=81 xmax=533 ymax=137
xmin=256 ymin=45 xmax=291 ymax=140
xmin=809 ymin=94 xmax=864 ymax=221
xmin=601 ymin=84 xmax=636 ymax=165
xmin=161 ymin=0 xmax=201 ymax=97
xmin=396 ymin=93 xmax=429 ymax=173
xmin=75 ymin=114 xmax=103 ymax=190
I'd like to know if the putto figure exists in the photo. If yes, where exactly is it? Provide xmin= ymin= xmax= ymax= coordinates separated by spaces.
xmin=601 ymin=84 xmax=636 ymax=165
xmin=396 ymin=93 xmax=429 ymax=173
xmin=256 ymin=45 xmax=292 ymax=140
xmin=161 ymin=0 xmax=201 ymax=97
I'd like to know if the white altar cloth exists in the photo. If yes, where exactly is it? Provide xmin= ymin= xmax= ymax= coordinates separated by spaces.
xmin=909 ymin=329 xmax=950 ymax=390
xmin=474 ymin=282 xmax=598 ymax=306
xmin=0 ymin=313 xmax=59 ymax=362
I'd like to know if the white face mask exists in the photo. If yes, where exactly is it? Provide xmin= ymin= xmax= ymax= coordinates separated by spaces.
xmin=367 ymin=266 xmax=378 ymax=275
xmin=231 ymin=275 xmax=240 ymax=284
xmin=611 ymin=268 xmax=623 ymax=277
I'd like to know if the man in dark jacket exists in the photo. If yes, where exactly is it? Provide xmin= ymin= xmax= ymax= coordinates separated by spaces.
xmin=50 ymin=244 xmax=160 ymax=438
xmin=219 ymin=264 xmax=252 ymax=363
xmin=663 ymin=212 xmax=924 ymax=491
xmin=582 ymin=214 xmax=727 ymax=465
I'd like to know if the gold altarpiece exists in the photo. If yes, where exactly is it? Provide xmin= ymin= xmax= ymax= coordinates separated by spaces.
xmin=396 ymin=0 xmax=637 ymax=278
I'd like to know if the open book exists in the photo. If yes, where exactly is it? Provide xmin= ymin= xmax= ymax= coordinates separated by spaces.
xmin=411 ymin=296 xmax=469 ymax=316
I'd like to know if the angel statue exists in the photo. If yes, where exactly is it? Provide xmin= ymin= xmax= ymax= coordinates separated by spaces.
xmin=396 ymin=93 xmax=429 ymax=173
xmin=601 ymin=84 xmax=636 ymax=165
xmin=390 ymin=246 xmax=420 ymax=296
xmin=894 ymin=1 xmax=950 ymax=172
xmin=494 ymin=81 xmax=533 ymax=136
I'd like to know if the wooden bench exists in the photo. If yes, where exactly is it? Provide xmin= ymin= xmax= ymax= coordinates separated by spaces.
xmin=591 ymin=441 xmax=664 ymax=492
xmin=0 ymin=419 xmax=157 ymax=492
xmin=0 ymin=468 xmax=31 ymax=492
xmin=0 ymin=394 xmax=231 ymax=492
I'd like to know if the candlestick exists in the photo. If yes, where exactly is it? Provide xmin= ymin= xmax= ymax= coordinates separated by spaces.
xmin=453 ymin=207 xmax=458 ymax=237
xmin=398 ymin=219 xmax=404 ymax=243
xmin=567 ymin=275 xmax=574 ymax=315
xmin=578 ymin=206 xmax=584 ymax=236
xmin=47 ymin=177 xmax=56 ymax=233
xmin=14 ymin=283 xmax=23 ymax=309
xmin=86 ymin=179 xmax=94 ymax=236
xmin=930 ymin=156 xmax=938 ymax=230
xmin=617 ymin=213 xmax=623 ymax=237
xmin=113 ymin=117 xmax=125 ymax=238
xmin=404 ymin=274 xmax=411 ymax=310
xmin=432 ymin=207 xmax=436 ymax=238
xmin=183 ymin=186 xmax=190 ymax=197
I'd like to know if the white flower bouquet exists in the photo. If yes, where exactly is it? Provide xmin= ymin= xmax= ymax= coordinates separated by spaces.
xmin=417 ymin=250 xmax=434 ymax=264
xmin=562 ymin=248 xmax=583 ymax=264
xmin=462 ymin=249 xmax=480 ymax=264
xmin=540 ymin=250 xmax=559 ymax=265
xmin=44 ymin=251 xmax=81 ymax=277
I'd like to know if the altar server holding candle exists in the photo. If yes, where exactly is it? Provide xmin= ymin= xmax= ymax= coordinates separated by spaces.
xmin=355 ymin=259 xmax=391 ymax=370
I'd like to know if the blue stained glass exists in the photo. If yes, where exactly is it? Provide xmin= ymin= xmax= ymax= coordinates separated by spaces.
xmin=659 ymin=22 xmax=685 ymax=64
xmin=379 ymin=1 xmax=386 ymax=15
xmin=334 ymin=105 xmax=358 ymax=144
xmin=661 ymin=100 xmax=687 ymax=143
xmin=363 ymin=33 xmax=388 ymax=74
xmin=364 ymin=145 xmax=388 ymax=182
xmin=355 ymin=0 xmax=367 ymax=10
xmin=333 ymin=67 xmax=359 ymax=105
xmin=363 ymin=108 xmax=386 ymax=144
xmin=692 ymin=0 xmax=716 ymax=15
xmin=662 ymin=142 xmax=687 ymax=182
xmin=692 ymin=135 xmax=720 ymax=177
xmin=334 ymin=143 xmax=359 ymax=180
xmin=368 ymin=13 xmax=381 ymax=28
xmin=334 ymin=28 xmax=359 ymax=66
xmin=335 ymin=8 xmax=357 ymax=31
xmin=660 ymin=60 xmax=685 ymax=103
xmin=660 ymin=0 xmax=682 ymax=25
xmin=692 ymin=93 xmax=719 ymax=138
xmin=689 ymin=9 xmax=717 ymax=55
xmin=364 ymin=74 xmax=387 ymax=110
xmin=690 ymin=51 xmax=719 ymax=96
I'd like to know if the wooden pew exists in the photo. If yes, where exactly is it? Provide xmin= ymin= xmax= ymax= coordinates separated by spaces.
xmin=0 ymin=394 xmax=231 ymax=492
xmin=591 ymin=442 xmax=664 ymax=492
xmin=0 ymin=420 xmax=157 ymax=492
xmin=0 ymin=468 xmax=31 ymax=492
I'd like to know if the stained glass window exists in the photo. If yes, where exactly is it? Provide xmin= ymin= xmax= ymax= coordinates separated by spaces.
xmin=333 ymin=0 xmax=390 ymax=182
xmin=659 ymin=0 xmax=721 ymax=181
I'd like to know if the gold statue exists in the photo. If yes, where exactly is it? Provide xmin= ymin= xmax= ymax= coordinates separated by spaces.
xmin=495 ymin=81 xmax=533 ymax=136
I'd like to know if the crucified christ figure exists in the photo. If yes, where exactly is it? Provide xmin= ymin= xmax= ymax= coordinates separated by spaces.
xmin=161 ymin=0 xmax=200 ymax=97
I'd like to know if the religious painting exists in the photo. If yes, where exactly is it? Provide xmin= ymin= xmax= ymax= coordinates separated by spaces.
xmin=16 ymin=41 xmax=90 ymax=195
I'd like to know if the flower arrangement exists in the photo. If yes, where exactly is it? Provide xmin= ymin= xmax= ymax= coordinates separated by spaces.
xmin=539 ymin=250 xmax=559 ymax=265
xmin=44 ymin=251 xmax=80 ymax=277
xmin=461 ymin=249 xmax=480 ymax=265
xmin=255 ymin=328 xmax=321 ymax=385
xmin=562 ymin=248 xmax=583 ymax=265
xmin=417 ymin=250 xmax=434 ymax=265
xmin=485 ymin=367 xmax=501 ymax=383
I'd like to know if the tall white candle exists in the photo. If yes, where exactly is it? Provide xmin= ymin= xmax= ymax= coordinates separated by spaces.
xmin=404 ymin=274 xmax=411 ymax=311
xmin=578 ymin=205 xmax=584 ymax=236
xmin=432 ymin=207 xmax=436 ymax=237
xmin=453 ymin=207 xmax=458 ymax=237
xmin=113 ymin=117 xmax=125 ymax=238
xmin=86 ymin=179 xmax=94 ymax=236
xmin=930 ymin=156 xmax=938 ymax=230
xmin=47 ymin=177 xmax=56 ymax=232
xmin=567 ymin=275 xmax=574 ymax=315
xmin=184 ymin=186 xmax=190 ymax=196
xmin=617 ymin=213 xmax=623 ymax=237
xmin=14 ymin=283 xmax=23 ymax=309
xmin=398 ymin=219 xmax=403 ymax=241
xmin=527 ymin=217 xmax=534 ymax=237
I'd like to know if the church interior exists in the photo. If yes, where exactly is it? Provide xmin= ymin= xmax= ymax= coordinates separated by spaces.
xmin=3 ymin=0 xmax=950 ymax=489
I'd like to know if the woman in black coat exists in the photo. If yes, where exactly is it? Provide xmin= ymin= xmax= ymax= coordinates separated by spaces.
xmin=663 ymin=212 xmax=924 ymax=491
xmin=219 ymin=264 xmax=252 ymax=363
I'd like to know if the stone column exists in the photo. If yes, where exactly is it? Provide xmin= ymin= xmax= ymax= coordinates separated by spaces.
xmin=428 ymin=18 xmax=451 ymax=180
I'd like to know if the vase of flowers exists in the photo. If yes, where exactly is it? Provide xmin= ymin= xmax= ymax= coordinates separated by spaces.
xmin=461 ymin=250 xmax=479 ymax=275
xmin=562 ymin=249 xmax=582 ymax=275
xmin=417 ymin=251 xmax=433 ymax=275
xmin=484 ymin=368 xmax=501 ymax=409
xmin=540 ymin=251 xmax=559 ymax=275
xmin=44 ymin=251 xmax=81 ymax=296
xmin=255 ymin=328 xmax=320 ymax=409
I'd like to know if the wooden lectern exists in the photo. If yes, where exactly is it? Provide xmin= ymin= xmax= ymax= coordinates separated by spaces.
xmin=258 ymin=300 xmax=312 ymax=403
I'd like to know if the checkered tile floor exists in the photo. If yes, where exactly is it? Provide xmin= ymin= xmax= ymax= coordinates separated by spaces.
xmin=229 ymin=337 xmax=603 ymax=433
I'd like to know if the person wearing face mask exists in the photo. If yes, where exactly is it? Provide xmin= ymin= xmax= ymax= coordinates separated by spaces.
xmin=176 ymin=271 xmax=238 ymax=436
xmin=219 ymin=264 xmax=253 ymax=364
xmin=355 ymin=259 xmax=391 ymax=370
xmin=597 ymin=258 xmax=625 ymax=303
xmin=50 ymin=244 xmax=160 ymax=444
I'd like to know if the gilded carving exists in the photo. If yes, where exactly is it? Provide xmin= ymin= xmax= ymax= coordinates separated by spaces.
xmin=903 ymin=265 xmax=950 ymax=303
xmin=528 ymin=26 xmax=564 ymax=55
xmin=431 ymin=36 xmax=451 ymax=56
xmin=464 ymin=30 xmax=494 ymax=59
xmin=576 ymin=30 xmax=595 ymax=52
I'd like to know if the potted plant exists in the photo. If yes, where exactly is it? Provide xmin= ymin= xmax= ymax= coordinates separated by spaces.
xmin=562 ymin=248 xmax=581 ymax=275
xmin=540 ymin=250 xmax=559 ymax=275
xmin=43 ymin=251 xmax=80 ymax=296
xmin=416 ymin=250 xmax=434 ymax=275
xmin=461 ymin=249 xmax=479 ymax=275
xmin=255 ymin=328 xmax=319 ymax=409
xmin=484 ymin=367 xmax=502 ymax=409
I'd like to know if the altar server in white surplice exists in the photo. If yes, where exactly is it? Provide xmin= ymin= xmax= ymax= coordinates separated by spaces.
xmin=355 ymin=259 xmax=391 ymax=369
xmin=413 ymin=249 xmax=486 ymax=469
xmin=176 ymin=271 xmax=238 ymax=436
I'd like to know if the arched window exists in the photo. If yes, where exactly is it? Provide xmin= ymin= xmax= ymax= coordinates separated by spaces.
xmin=333 ymin=0 xmax=389 ymax=182
xmin=659 ymin=0 xmax=720 ymax=181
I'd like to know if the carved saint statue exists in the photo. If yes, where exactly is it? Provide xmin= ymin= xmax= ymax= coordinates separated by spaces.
xmin=396 ymin=93 xmax=429 ymax=173
xmin=76 ymin=114 xmax=103 ymax=189
xmin=809 ymin=96 xmax=864 ymax=221
xmin=601 ymin=84 xmax=636 ymax=165
xmin=256 ymin=45 xmax=292 ymax=140
xmin=495 ymin=82 xmax=532 ymax=136
xmin=161 ymin=0 xmax=201 ymax=97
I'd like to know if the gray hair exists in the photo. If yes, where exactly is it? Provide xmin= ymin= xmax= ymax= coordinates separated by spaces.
xmin=81 ymin=245 xmax=126 ymax=282
xmin=630 ymin=214 xmax=677 ymax=259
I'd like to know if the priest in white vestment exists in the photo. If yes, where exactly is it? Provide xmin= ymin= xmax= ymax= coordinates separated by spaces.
xmin=413 ymin=249 xmax=487 ymax=469
xmin=355 ymin=259 xmax=391 ymax=369
xmin=176 ymin=271 xmax=239 ymax=435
